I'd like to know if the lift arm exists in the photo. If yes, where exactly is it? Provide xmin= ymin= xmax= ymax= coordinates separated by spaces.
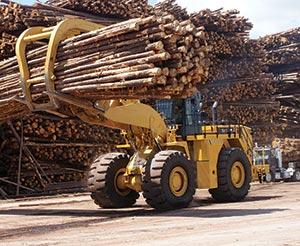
xmin=15 ymin=19 xmax=169 ymax=152
xmin=55 ymin=93 xmax=169 ymax=149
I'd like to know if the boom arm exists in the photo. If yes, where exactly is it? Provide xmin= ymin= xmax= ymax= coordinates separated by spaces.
xmin=67 ymin=97 xmax=169 ymax=150
xmin=15 ymin=19 xmax=168 ymax=152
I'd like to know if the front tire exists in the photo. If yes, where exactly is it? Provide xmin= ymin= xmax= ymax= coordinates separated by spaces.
xmin=88 ymin=153 xmax=139 ymax=208
xmin=209 ymin=148 xmax=251 ymax=202
xmin=142 ymin=150 xmax=195 ymax=210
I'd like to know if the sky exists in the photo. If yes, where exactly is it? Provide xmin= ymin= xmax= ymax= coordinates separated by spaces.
xmin=150 ymin=0 xmax=300 ymax=38
xmin=16 ymin=0 xmax=35 ymax=4
xmin=16 ymin=0 xmax=299 ymax=38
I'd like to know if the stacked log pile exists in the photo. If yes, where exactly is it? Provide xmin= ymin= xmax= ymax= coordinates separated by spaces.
xmin=260 ymin=27 xmax=300 ymax=163
xmin=0 ymin=33 xmax=17 ymax=60
xmin=45 ymin=0 xmax=151 ymax=19
xmin=201 ymin=73 xmax=278 ymax=143
xmin=152 ymin=0 xmax=189 ymax=21
xmin=0 ymin=116 xmax=121 ymax=195
xmin=273 ymin=138 xmax=300 ymax=163
xmin=0 ymin=0 xmax=120 ymax=60
xmin=186 ymin=8 xmax=278 ymax=143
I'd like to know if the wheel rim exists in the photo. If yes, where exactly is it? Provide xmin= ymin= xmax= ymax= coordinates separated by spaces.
xmin=231 ymin=161 xmax=245 ymax=188
xmin=266 ymin=173 xmax=272 ymax=182
xmin=114 ymin=168 xmax=130 ymax=196
xmin=295 ymin=171 xmax=300 ymax=181
xmin=169 ymin=166 xmax=188 ymax=197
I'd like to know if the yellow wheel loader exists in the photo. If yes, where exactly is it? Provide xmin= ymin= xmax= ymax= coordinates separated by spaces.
xmin=15 ymin=19 xmax=256 ymax=210
xmin=85 ymin=94 xmax=254 ymax=210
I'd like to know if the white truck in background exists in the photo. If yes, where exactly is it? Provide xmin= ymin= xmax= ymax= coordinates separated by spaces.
xmin=253 ymin=145 xmax=300 ymax=182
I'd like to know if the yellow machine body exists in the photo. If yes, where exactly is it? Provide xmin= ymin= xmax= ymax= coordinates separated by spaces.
xmin=186 ymin=125 xmax=254 ymax=189
xmin=255 ymin=164 xmax=270 ymax=176
xmin=113 ymin=122 xmax=254 ymax=192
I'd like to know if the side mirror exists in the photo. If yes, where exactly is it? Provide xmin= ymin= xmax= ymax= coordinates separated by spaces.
xmin=212 ymin=101 xmax=218 ymax=124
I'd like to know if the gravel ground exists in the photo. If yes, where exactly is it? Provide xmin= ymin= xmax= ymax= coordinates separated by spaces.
xmin=0 ymin=182 xmax=299 ymax=246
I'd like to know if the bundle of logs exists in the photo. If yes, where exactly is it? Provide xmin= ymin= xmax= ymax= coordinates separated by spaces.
xmin=0 ymin=15 xmax=211 ymax=121
xmin=259 ymin=27 xmax=300 ymax=163
xmin=0 ymin=116 xmax=122 ymax=196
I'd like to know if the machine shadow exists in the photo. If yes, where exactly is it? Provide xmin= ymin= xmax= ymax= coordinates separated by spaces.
xmin=0 ymin=206 xmax=287 ymax=239
xmin=170 ymin=208 xmax=287 ymax=218
xmin=191 ymin=195 xmax=282 ymax=207
xmin=0 ymin=206 xmax=286 ymax=218
xmin=244 ymin=195 xmax=283 ymax=202
xmin=0 ymin=194 xmax=284 ymax=218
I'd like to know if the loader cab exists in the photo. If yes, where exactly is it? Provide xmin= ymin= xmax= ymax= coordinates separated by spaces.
xmin=254 ymin=147 xmax=282 ymax=167
xmin=253 ymin=147 xmax=283 ymax=174
xmin=155 ymin=92 xmax=203 ymax=138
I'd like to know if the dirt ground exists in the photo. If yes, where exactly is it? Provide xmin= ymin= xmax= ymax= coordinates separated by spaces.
xmin=0 ymin=182 xmax=299 ymax=246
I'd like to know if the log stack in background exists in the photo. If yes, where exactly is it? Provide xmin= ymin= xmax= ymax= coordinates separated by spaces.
xmin=45 ymin=0 xmax=151 ymax=19
xmin=272 ymin=138 xmax=300 ymax=164
xmin=260 ymin=27 xmax=300 ymax=164
xmin=0 ymin=0 xmax=125 ymax=196
xmin=152 ymin=0 xmax=189 ymax=21
xmin=0 ymin=116 xmax=122 ymax=195
xmin=0 ymin=0 xmax=120 ymax=60
xmin=186 ymin=8 xmax=279 ymax=143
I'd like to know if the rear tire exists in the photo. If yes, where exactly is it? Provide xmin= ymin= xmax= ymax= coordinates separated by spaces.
xmin=142 ymin=150 xmax=195 ymax=210
xmin=209 ymin=148 xmax=251 ymax=202
xmin=88 ymin=153 xmax=139 ymax=208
